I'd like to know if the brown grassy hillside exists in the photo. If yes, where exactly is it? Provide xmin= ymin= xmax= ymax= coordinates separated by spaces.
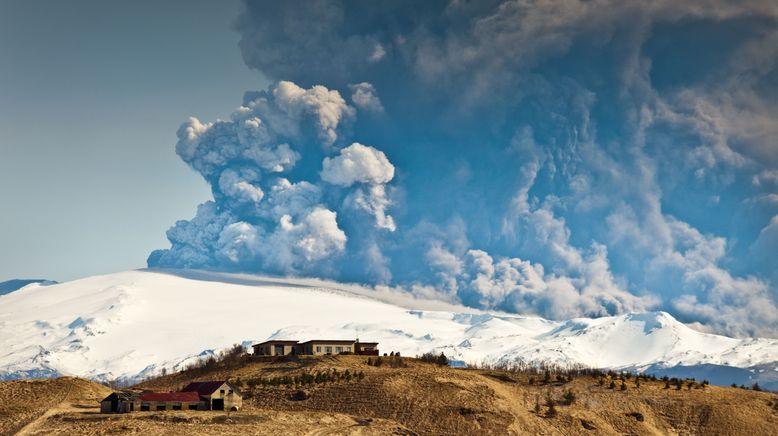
xmin=0 ymin=377 xmax=111 ymax=434
xmin=3 ymin=355 xmax=778 ymax=435
xmin=136 ymin=354 xmax=778 ymax=435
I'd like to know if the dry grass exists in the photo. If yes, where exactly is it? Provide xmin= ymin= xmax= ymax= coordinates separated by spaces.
xmin=3 ymin=356 xmax=778 ymax=435
xmin=0 ymin=377 xmax=111 ymax=434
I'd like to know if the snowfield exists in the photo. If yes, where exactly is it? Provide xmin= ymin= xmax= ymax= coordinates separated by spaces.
xmin=1 ymin=269 xmax=777 ymax=387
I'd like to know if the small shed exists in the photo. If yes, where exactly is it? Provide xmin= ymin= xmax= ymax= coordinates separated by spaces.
xmin=100 ymin=391 xmax=140 ymax=413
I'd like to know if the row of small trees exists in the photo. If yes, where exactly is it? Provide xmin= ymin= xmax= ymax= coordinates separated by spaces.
xmin=241 ymin=369 xmax=365 ymax=389
xmin=417 ymin=352 xmax=449 ymax=366
xmin=732 ymin=382 xmax=764 ymax=391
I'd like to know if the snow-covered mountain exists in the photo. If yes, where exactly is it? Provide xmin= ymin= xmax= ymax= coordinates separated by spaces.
xmin=0 ymin=278 xmax=57 ymax=296
xmin=1 ymin=269 xmax=777 ymax=389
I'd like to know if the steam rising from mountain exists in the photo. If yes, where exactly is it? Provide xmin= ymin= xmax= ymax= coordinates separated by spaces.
xmin=151 ymin=0 xmax=778 ymax=338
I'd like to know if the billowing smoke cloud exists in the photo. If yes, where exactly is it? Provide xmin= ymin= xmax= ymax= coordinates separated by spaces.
xmin=152 ymin=0 xmax=778 ymax=337
xmin=149 ymin=81 xmax=393 ymax=276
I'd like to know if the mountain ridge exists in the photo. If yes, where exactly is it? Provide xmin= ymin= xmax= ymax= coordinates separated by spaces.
xmin=1 ymin=269 xmax=776 ymax=389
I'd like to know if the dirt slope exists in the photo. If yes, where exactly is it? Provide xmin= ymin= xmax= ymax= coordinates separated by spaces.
xmin=0 ymin=377 xmax=110 ymax=434
xmin=3 ymin=356 xmax=778 ymax=435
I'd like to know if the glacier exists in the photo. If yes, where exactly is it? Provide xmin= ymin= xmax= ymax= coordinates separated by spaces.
xmin=1 ymin=269 xmax=777 ymax=389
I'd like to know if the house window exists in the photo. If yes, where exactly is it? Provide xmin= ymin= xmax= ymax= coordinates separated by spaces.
xmin=336 ymin=346 xmax=342 ymax=353
xmin=220 ymin=389 xmax=225 ymax=395
xmin=316 ymin=346 xmax=321 ymax=353
xmin=141 ymin=403 xmax=150 ymax=411
xmin=189 ymin=403 xmax=199 ymax=410
xmin=172 ymin=403 xmax=181 ymax=410
xmin=156 ymin=404 xmax=166 ymax=411
xmin=228 ymin=390 xmax=233 ymax=394
xmin=325 ymin=346 xmax=332 ymax=354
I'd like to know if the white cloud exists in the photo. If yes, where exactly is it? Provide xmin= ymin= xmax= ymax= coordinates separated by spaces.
xmin=270 ymin=81 xmax=355 ymax=146
xmin=349 ymin=82 xmax=384 ymax=113
xmin=427 ymin=245 xmax=652 ymax=320
xmin=346 ymin=184 xmax=396 ymax=231
xmin=321 ymin=142 xmax=395 ymax=186
xmin=273 ymin=207 xmax=347 ymax=264
xmin=218 ymin=169 xmax=264 ymax=204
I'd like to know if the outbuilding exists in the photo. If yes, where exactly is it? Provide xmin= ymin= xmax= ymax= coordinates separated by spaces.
xmin=182 ymin=380 xmax=242 ymax=411
xmin=138 ymin=391 xmax=202 ymax=411
xmin=252 ymin=340 xmax=299 ymax=356
xmin=100 ymin=391 xmax=141 ymax=413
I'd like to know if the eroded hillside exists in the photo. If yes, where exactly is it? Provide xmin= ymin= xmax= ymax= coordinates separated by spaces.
xmin=3 ymin=355 xmax=778 ymax=435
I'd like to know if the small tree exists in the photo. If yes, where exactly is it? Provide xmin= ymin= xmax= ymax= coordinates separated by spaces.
xmin=563 ymin=390 xmax=576 ymax=405
xmin=620 ymin=380 xmax=627 ymax=391
xmin=752 ymin=383 xmax=762 ymax=391
xmin=545 ymin=397 xmax=557 ymax=417
xmin=534 ymin=397 xmax=542 ymax=415
xmin=367 ymin=357 xmax=373 ymax=366
xmin=436 ymin=352 xmax=449 ymax=366
xmin=609 ymin=380 xmax=617 ymax=390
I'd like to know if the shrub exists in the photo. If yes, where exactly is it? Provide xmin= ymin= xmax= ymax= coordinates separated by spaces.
xmin=562 ymin=390 xmax=576 ymax=405
xmin=609 ymin=380 xmax=617 ymax=390
xmin=289 ymin=390 xmax=309 ymax=401
xmin=753 ymin=383 xmax=763 ymax=391
xmin=620 ymin=381 xmax=627 ymax=391
xmin=545 ymin=397 xmax=557 ymax=417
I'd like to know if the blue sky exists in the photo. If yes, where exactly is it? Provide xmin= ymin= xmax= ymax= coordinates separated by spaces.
xmin=0 ymin=0 xmax=265 ymax=281
xmin=3 ymin=1 xmax=778 ymax=338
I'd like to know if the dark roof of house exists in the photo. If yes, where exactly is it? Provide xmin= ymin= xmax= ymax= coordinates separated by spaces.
xmin=299 ymin=339 xmax=357 ymax=345
xmin=101 ymin=391 xmax=141 ymax=402
xmin=181 ymin=380 xmax=231 ymax=396
xmin=253 ymin=340 xmax=299 ymax=346
xmin=139 ymin=391 xmax=200 ymax=402
xmin=355 ymin=342 xmax=379 ymax=346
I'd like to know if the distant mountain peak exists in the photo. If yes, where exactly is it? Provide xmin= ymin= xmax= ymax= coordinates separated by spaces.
xmin=0 ymin=279 xmax=57 ymax=296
